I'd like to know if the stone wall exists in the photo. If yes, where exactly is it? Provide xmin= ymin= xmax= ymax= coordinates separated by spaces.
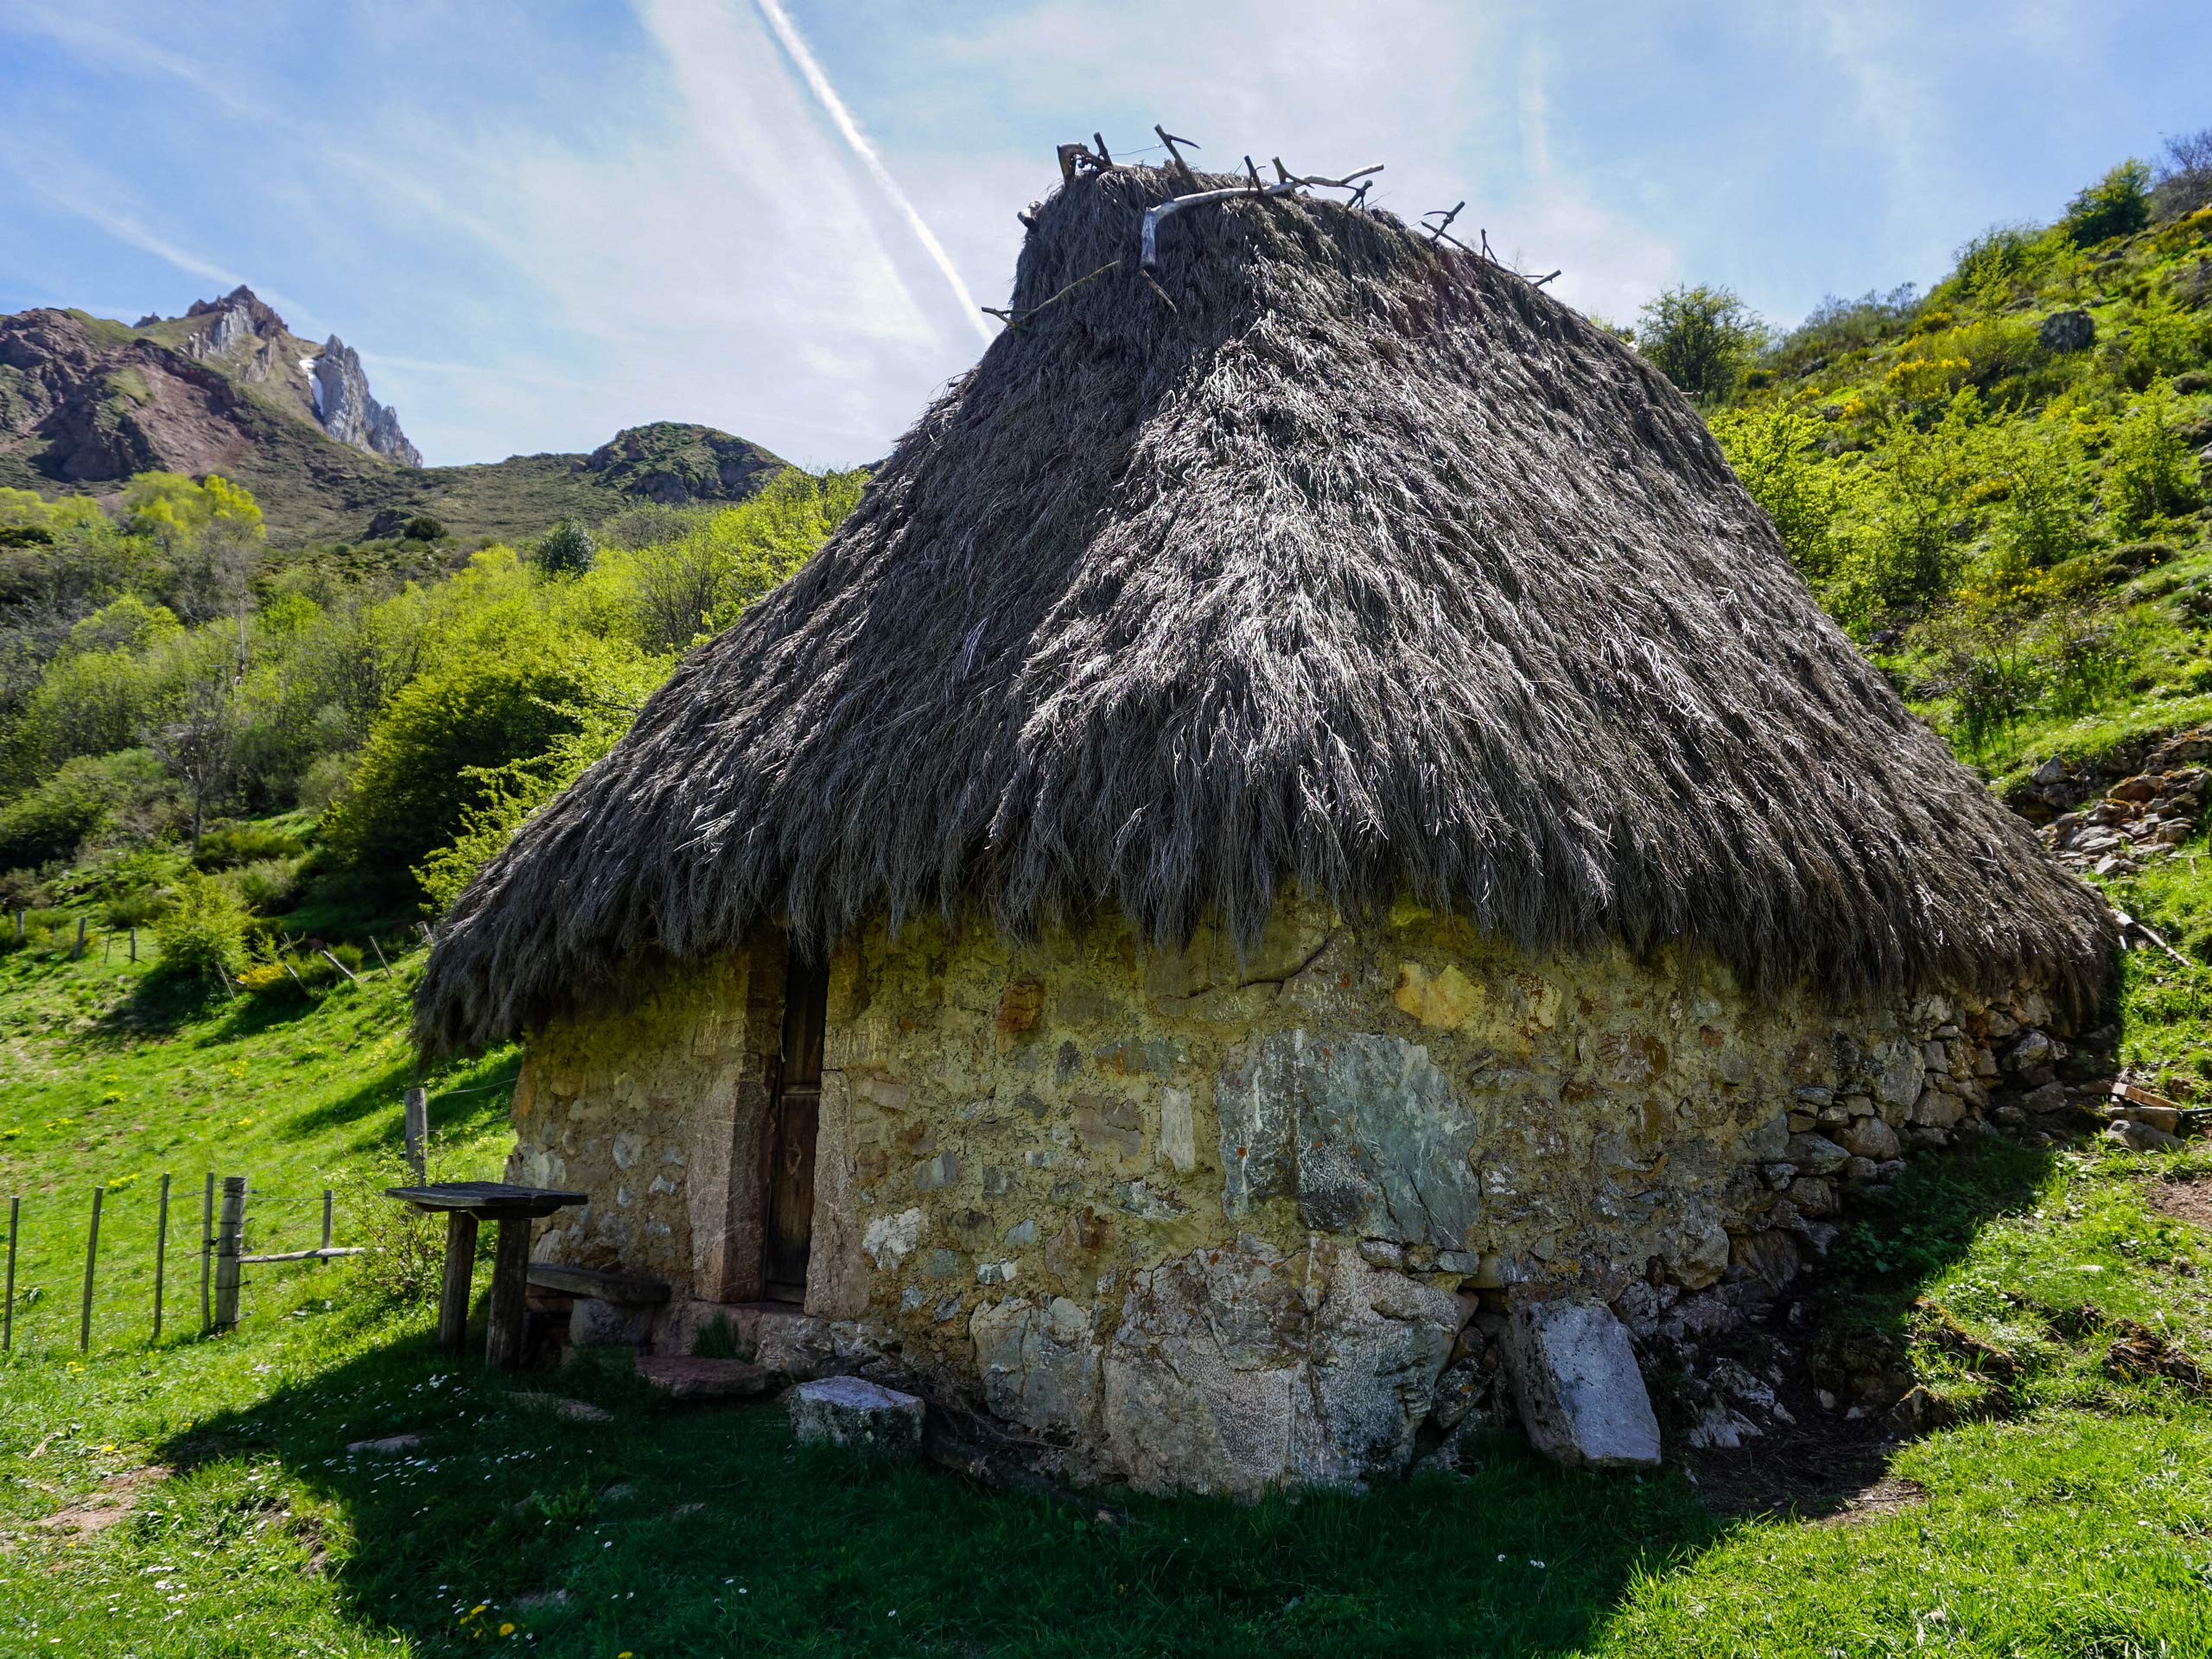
xmin=508 ymin=894 xmax=2060 ymax=1495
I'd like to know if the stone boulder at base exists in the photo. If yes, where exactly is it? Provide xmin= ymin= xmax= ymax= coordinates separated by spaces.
xmin=789 ymin=1376 xmax=925 ymax=1458
xmin=1504 ymin=1300 xmax=1662 ymax=1469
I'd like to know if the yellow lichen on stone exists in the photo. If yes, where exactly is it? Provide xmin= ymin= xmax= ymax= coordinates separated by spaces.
xmin=1394 ymin=962 xmax=1483 ymax=1029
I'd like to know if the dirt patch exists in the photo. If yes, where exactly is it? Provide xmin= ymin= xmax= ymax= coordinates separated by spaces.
xmin=2145 ymin=1173 xmax=2212 ymax=1230
xmin=1808 ymin=1471 xmax=1929 ymax=1527
xmin=1687 ymin=1411 xmax=1911 ymax=1522
xmin=35 ymin=1465 xmax=169 ymax=1538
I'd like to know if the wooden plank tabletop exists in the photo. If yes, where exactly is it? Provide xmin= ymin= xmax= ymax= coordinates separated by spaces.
xmin=384 ymin=1182 xmax=588 ymax=1218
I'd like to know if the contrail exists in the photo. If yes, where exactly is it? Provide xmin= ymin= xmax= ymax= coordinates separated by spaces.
xmin=751 ymin=0 xmax=995 ymax=347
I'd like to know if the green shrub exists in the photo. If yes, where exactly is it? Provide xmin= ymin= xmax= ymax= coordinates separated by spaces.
xmin=0 ymin=750 xmax=168 ymax=870
xmin=1709 ymin=401 xmax=1846 ymax=581
xmin=321 ymin=643 xmax=645 ymax=893
xmin=402 ymin=515 xmax=447 ymax=543
xmin=152 ymin=871 xmax=249 ymax=980
xmin=232 ymin=856 xmax=302 ymax=914
xmin=532 ymin=519 xmax=597 ymax=576
xmin=2108 ymin=387 xmax=2203 ymax=533
xmin=192 ymin=822 xmax=305 ymax=870
xmin=2063 ymin=161 xmax=2152 ymax=248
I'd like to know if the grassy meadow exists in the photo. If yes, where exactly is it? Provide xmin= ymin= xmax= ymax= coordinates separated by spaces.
xmin=3 ymin=920 xmax=2212 ymax=1656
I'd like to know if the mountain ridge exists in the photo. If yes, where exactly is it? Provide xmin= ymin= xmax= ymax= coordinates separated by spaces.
xmin=0 ymin=289 xmax=790 ymax=545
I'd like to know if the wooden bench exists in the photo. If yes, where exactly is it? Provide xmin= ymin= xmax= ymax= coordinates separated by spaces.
xmin=526 ymin=1262 xmax=671 ymax=1304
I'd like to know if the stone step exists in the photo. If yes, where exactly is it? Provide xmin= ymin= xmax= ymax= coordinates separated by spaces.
xmin=635 ymin=1356 xmax=782 ymax=1400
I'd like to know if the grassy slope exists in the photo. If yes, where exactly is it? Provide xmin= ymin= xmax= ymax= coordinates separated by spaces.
xmin=1731 ymin=211 xmax=2212 ymax=786
xmin=3 ymin=925 xmax=2212 ymax=1654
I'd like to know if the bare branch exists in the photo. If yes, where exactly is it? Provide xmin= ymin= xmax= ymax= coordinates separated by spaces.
xmin=982 ymin=260 xmax=1122 ymax=329
xmin=1141 ymin=163 xmax=1385 ymax=270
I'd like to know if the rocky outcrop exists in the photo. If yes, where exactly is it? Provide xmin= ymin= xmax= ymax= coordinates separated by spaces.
xmin=311 ymin=337 xmax=422 ymax=467
xmin=2036 ymin=730 xmax=2212 ymax=878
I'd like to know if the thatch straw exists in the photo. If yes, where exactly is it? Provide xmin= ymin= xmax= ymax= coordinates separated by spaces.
xmin=416 ymin=164 xmax=2113 ymax=1054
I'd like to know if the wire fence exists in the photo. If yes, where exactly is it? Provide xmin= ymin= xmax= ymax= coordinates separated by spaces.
xmin=0 ymin=1172 xmax=364 ymax=1357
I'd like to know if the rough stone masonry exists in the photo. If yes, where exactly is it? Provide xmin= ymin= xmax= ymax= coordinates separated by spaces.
xmin=508 ymin=892 xmax=2067 ymax=1497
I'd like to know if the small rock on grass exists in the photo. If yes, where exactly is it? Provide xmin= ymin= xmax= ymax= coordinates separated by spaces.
xmin=789 ymin=1376 xmax=925 ymax=1459
xmin=513 ymin=1392 xmax=614 ymax=1423
xmin=2107 ymin=1119 xmax=2185 ymax=1152
xmin=346 ymin=1433 xmax=422 ymax=1455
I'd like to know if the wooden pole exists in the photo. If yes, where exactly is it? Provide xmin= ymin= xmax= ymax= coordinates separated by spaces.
xmin=72 ymin=917 xmax=87 ymax=961
xmin=129 ymin=926 xmax=137 ymax=963
xmin=368 ymin=936 xmax=392 ymax=979
xmin=211 ymin=1177 xmax=245 ymax=1333
xmin=404 ymin=1089 xmax=429 ymax=1182
xmin=79 ymin=1185 xmax=104 ymax=1352
xmin=436 ymin=1211 xmax=478 ymax=1352
xmin=484 ymin=1217 xmax=531 ymax=1370
xmin=200 ymin=1173 xmax=214 ymax=1333
xmin=11 ymin=911 xmax=21 ymax=947
xmin=321 ymin=1189 xmax=334 ymax=1253
xmin=3 ymin=1196 xmax=17 ymax=1353
xmin=318 ymin=949 xmax=362 ymax=987
xmin=153 ymin=1173 xmax=171 ymax=1340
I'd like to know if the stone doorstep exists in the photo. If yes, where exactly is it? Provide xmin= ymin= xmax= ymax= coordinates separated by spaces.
xmin=634 ymin=1356 xmax=785 ymax=1401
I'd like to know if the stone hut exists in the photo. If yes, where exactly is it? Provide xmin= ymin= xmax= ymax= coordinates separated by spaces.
xmin=416 ymin=163 xmax=2113 ymax=1493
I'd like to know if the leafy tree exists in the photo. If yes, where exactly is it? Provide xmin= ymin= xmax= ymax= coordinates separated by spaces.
xmin=533 ymin=518 xmax=597 ymax=576
xmin=1635 ymin=284 xmax=1765 ymax=406
xmin=321 ymin=639 xmax=649 ymax=892
xmin=2063 ymin=161 xmax=2152 ymax=248
xmin=1838 ymin=394 xmax=1982 ymax=624
xmin=1707 ymin=403 xmax=1845 ymax=582
xmin=1982 ymin=419 xmax=2086 ymax=568
xmin=403 ymin=515 xmax=447 ymax=543
xmin=2107 ymin=385 xmax=2202 ymax=533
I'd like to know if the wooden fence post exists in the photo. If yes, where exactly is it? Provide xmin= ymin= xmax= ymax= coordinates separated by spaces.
xmin=200 ymin=1173 xmax=214 ymax=1334
xmin=368 ymin=936 xmax=393 ymax=979
xmin=71 ymin=917 xmax=87 ymax=961
xmin=404 ymin=1089 xmax=429 ymax=1182
xmin=211 ymin=1177 xmax=245 ymax=1333
xmin=11 ymin=911 xmax=21 ymax=947
xmin=321 ymin=1189 xmax=334 ymax=1253
xmin=129 ymin=926 xmax=137 ymax=963
xmin=79 ymin=1186 xmax=104 ymax=1352
xmin=3 ymin=1196 xmax=16 ymax=1352
xmin=153 ymin=1174 xmax=171 ymax=1340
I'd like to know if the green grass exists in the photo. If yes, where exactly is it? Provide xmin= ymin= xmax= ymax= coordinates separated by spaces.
xmin=5 ymin=919 xmax=2212 ymax=1654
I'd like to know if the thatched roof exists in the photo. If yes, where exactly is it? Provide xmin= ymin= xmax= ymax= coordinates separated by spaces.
xmin=416 ymin=162 xmax=2113 ymax=1054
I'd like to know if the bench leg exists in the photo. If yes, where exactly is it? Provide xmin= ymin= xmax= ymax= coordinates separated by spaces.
xmin=484 ymin=1217 xmax=532 ymax=1370
xmin=436 ymin=1211 xmax=478 ymax=1353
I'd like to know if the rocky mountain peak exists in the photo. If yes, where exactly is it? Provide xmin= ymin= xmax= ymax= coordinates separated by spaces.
xmin=311 ymin=335 xmax=422 ymax=467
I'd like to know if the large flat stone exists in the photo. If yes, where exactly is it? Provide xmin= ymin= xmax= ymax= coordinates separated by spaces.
xmin=636 ymin=1357 xmax=781 ymax=1400
xmin=789 ymin=1376 xmax=925 ymax=1458
xmin=1217 ymin=1030 xmax=1483 ymax=1250
xmin=1503 ymin=1300 xmax=1661 ymax=1469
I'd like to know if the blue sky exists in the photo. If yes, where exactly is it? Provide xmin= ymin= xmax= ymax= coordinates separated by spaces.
xmin=1 ymin=1 xmax=2204 ymax=469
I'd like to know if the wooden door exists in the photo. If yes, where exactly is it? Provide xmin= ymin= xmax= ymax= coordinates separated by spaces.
xmin=763 ymin=955 xmax=828 ymax=1303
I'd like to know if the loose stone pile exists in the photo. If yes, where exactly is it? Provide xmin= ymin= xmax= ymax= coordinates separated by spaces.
xmin=2033 ymin=731 xmax=2212 ymax=878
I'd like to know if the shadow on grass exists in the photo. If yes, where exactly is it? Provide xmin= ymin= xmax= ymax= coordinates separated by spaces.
xmin=150 ymin=1137 xmax=2066 ymax=1657
xmin=277 ymin=1049 xmax=521 ymax=1148
xmin=1675 ymin=1132 xmax=2063 ymax=1518
xmin=163 ymin=1320 xmax=1723 ymax=1659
